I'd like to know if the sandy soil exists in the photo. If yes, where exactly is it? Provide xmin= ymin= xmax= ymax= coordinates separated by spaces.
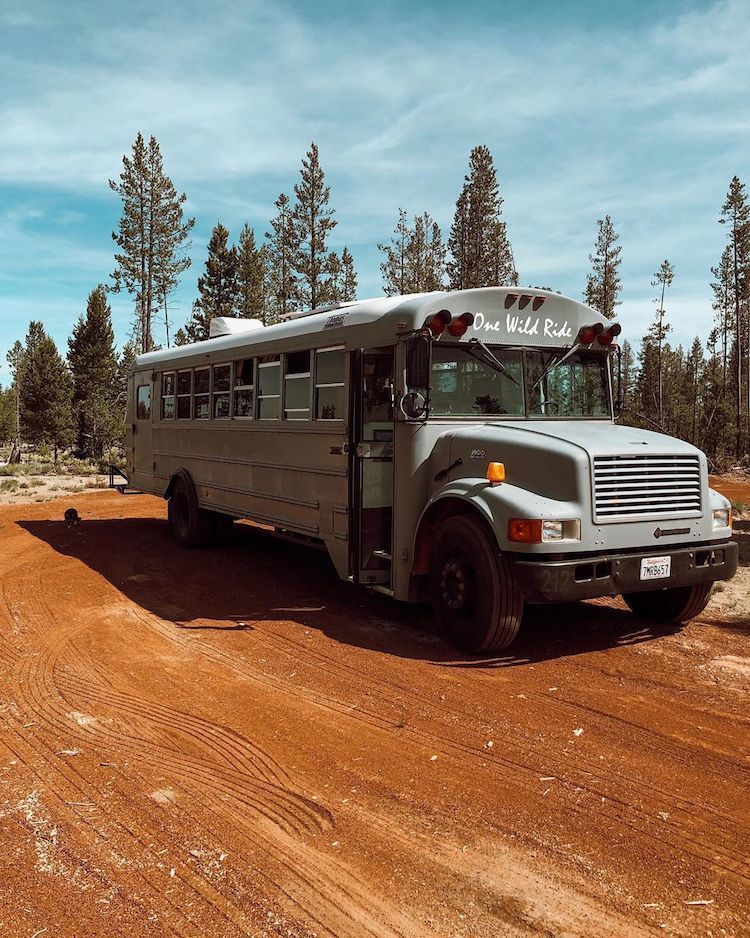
xmin=0 ymin=474 xmax=110 ymax=505
xmin=0 ymin=491 xmax=748 ymax=937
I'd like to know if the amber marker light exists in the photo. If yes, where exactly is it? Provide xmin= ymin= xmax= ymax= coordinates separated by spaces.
xmin=508 ymin=519 xmax=542 ymax=543
xmin=486 ymin=462 xmax=506 ymax=484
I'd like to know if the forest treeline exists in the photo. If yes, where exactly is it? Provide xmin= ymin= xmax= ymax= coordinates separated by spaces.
xmin=0 ymin=133 xmax=748 ymax=470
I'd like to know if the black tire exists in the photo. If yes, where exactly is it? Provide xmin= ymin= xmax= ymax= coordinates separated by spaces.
xmin=429 ymin=514 xmax=523 ymax=654
xmin=622 ymin=582 xmax=712 ymax=624
xmin=167 ymin=472 xmax=215 ymax=548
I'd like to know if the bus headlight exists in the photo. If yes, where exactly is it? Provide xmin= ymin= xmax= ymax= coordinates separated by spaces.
xmin=712 ymin=508 xmax=731 ymax=530
xmin=508 ymin=519 xmax=581 ymax=543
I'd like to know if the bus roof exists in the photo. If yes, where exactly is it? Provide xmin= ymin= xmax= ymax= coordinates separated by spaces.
xmin=133 ymin=287 xmax=613 ymax=371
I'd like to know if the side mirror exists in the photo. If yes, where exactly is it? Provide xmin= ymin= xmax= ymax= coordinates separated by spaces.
xmin=406 ymin=333 xmax=430 ymax=391
xmin=402 ymin=334 xmax=431 ymax=420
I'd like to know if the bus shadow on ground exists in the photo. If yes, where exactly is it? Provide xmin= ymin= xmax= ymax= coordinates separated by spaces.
xmin=19 ymin=517 xmax=686 ymax=668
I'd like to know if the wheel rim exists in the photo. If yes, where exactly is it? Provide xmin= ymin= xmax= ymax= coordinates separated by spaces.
xmin=439 ymin=551 xmax=477 ymax=621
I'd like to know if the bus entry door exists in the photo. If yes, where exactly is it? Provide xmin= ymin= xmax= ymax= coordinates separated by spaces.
xmin=354 ymin=349 xmax=395 ymax=587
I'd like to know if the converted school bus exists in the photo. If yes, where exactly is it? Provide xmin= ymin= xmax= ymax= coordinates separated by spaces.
xmin=126 ymin=287 xmax=737 ymax=653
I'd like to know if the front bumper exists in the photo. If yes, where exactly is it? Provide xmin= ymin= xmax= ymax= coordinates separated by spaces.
xmin=512 ymin=541 xmax=738 ymax=603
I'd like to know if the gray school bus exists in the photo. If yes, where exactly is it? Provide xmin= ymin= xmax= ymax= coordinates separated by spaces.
xmin=126 ymin=287 xmax=737 ymax=653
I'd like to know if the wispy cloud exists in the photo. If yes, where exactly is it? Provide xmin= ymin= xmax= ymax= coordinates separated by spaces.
xmin=0 ymin=0 xmax=748 ymax=374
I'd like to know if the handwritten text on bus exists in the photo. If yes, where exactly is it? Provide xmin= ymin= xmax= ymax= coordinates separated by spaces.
xmin=472 ymin=312 xmax=573 ymax=340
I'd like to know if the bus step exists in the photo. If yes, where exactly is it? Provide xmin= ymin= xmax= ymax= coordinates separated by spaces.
xmin=108 ymin=464 xmax=141 ymax=495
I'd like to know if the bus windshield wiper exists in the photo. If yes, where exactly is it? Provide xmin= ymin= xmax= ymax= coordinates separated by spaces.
xmin=467 ymin=338 xmax=521 ymax=386
xmin=531 ymin=344 xmax=581 ymax=390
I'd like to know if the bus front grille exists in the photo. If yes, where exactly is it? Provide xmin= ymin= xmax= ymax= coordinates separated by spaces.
xmin=592 ymin=454 xmax=702 ymax=522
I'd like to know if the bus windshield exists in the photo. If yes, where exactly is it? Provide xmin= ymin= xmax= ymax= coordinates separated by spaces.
xmin=429 ymin=345 xmax=610 ymax=419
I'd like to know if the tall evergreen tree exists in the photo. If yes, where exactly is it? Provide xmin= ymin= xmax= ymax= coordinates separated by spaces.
xmin=266 ymin=192 xmax=298 ymax=320
xmin=648 ymin=259 xmax=675 ymax=426
xmin=618 ymin=338 xmax=637 ymax=416
xmin=110 ymin=133 xmax=194 ymax=353
xmin=447 ymin=146 xmax=516 ymax=290
xmin=19 ymin=322 xmax=73 ymax=462
xmin=0 ymin=386 xmax=13 ymax=445
xmin=341 ymin=247 xmax=357 ymax=301
xmin=6 ymin=340 xmax=24 ymax=462
xmin=68 ymin=285 xmax=119 ymax=459
xmin=236 ymin=223 xmax=268 ymax=323
xmin=379 ymin=208 xmax=411 ymax=296
xmin=584 ymin=215 xmax=622 ymax=319
xmin=710 ymin=244 xmax=734 ymax=393
xmin=407 ymin=213 xmax=446 ymax=293
xmin=183 ymin=223 xmax=239 ymax=341
xmin=292 ymin=143 xmax=337 ymax=309
xmin=718 ymin=175 xmax=750 ymax=456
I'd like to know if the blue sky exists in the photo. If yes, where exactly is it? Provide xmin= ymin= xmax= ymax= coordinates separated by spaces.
xmin=1 ymin=0 xmax=748 ymax=383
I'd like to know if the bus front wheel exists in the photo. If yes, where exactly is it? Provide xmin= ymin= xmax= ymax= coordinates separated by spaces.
xmin=167 ymin=473 xmax=215 ymax=548
xmin=429 ymin=515 xmax=523 ymax=654
xmin=622 ymin=582 xmax=712 ymax=624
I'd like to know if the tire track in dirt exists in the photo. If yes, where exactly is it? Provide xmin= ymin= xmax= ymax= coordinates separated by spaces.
xmin=129 ymin=608 xmax=750 ymax=885
xmin=5 ymin=579 xmax=426 ymax=936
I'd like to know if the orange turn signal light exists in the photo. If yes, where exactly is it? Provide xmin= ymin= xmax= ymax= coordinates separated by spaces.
xmin=486 ymin=462 xmax=505 ymax=484
xmin=508 ymin=519 xmax=543 ymax=543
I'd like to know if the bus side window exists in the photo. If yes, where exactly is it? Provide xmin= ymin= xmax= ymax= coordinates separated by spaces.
xmin=136 ymin=384 xmax=151 ymax=420
xmin=257 ymin=355 xmax=281 ymax=419
xmin=212 ymin=364 xmax=231 ymax=419
xmin=315 ymin=347 xmax=344 ymax=420
xmin=233 ymin=359 xmax=254 ymax=418
xmin=177 ymin=370 xmax=192 ymax=418
xmin=194 ymin=368 xmax=210 ymax=419
xmin=284 ymin=350 xmax=311 ymax=421
xmin=161 ymin=373 xmax=175 ymax=419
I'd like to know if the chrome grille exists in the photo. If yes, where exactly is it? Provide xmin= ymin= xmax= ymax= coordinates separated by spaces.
xmin=593 ymin=454 xmax=702 ymax=521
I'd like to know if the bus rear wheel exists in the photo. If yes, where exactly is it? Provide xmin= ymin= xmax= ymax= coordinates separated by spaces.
xmin=429 ymin=515 xmax=523 ymax=654
xmin=622 ymin=582 xmax=712 ymax=624
xmin=167 ymin=473 xmax=215 ymax=549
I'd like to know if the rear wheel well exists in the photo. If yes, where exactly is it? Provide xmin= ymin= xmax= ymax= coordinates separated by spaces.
xmin=412 ymin=498 xmax=497 ymax=576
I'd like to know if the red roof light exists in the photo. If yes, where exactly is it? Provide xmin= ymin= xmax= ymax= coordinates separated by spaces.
xmin=448 ymin=312 xmax=475 ymax=337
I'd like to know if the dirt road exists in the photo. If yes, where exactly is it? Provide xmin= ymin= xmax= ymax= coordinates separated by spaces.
xmin=0 ymin=492 xmax=748 ymax=937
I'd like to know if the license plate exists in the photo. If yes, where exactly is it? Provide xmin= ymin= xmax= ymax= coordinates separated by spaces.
xmin=640 ymin=555 xmax=671 ymax=581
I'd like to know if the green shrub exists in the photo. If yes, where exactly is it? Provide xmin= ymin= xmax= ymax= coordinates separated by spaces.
xmin=0 ymin=478 xmax=19 ymax=492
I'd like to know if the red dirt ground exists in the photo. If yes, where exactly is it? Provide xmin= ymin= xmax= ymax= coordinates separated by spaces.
xmin=0 ymin=491 xmax=748 ymax=937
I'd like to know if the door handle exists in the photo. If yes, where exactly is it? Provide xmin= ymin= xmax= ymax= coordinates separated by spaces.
xmin=356 ymin=443 xmax=371 ymax=457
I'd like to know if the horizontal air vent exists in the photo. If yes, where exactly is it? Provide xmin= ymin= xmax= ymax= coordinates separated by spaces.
xmin=593 ymin=454 xmax=701 ymax=522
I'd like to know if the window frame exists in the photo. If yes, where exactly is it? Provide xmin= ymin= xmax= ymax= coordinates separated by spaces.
xmin=283 ymin=350 xmax=312 ymax=422
xmin=232 ymin=358 xmax=255 ymax=420
xmin=176 ymin=369 xmax=192 ymax=420
xmin=211 ymin=362 xmax=232 ymax=420
xmin=161 ymin=371 xmax=175 ymax=420
xmin=256 ymin=355 xmax=281 ymax=420
xmin=136 ymin=382 xmax=152 ymax=421
xmin=192 ymin=366 xmax=210 ymax=420
xmin=314 ymin=345 xmax=345 ymax=422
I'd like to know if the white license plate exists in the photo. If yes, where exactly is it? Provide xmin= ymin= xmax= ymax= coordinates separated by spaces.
xmin=640 ymin=556 xmax=671 ymax=581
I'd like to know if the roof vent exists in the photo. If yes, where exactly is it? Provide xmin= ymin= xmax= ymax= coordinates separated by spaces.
xmin=209 ymin=317 xmax=265 ymax=339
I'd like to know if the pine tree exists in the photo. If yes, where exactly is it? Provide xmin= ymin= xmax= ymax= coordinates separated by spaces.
xmin=110 ymin=133 xmax=194 ymax=353
xmin=618 ymin=338 xmax=636 ymax=417
xmin=341 ymin=247 xmax=357 ymax=301
xmin=5 ymin=341 xmax=24 ymax=462
xmin=447 ymin=146 xmax=516 ymax=290
xmin=184 ymin=223 xmax=239 ymax=341
xmin=114 ymin=341 xmax=137 ymax=449
xmin=407 ymin=213 xmax=446 ymax=293
xmin=68 ymin=286 xmax=119 ymax=459
xmin=19 ymin=322 xmax=74 ymax=462
xmin=236 ymin=223 xmax=268 ymax=323
xmin=292 ymin=143 xmax=337 ymax=309
xmin=379 ymin=208 xmax=411 ymax=295
xmin=710 ymin=245 xmax=734 ymax=393
xmin=0 ymin=386 xmax=13 ymax=445
xmin=266 ymin=193 xmax=298 ymax=321
xmin=718 ymin=175 xmax=750 ymax=456
xmin=685 ymin=336 xmax=704 ymax=446
xmin=648 ymin=259 xmax=675 ymax=426
xmin=584 ymin=215 xmax=622 ymax=319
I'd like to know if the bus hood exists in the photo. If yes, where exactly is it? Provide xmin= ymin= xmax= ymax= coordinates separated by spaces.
xmin=438 ymin=421 xmax=707 ymax=505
